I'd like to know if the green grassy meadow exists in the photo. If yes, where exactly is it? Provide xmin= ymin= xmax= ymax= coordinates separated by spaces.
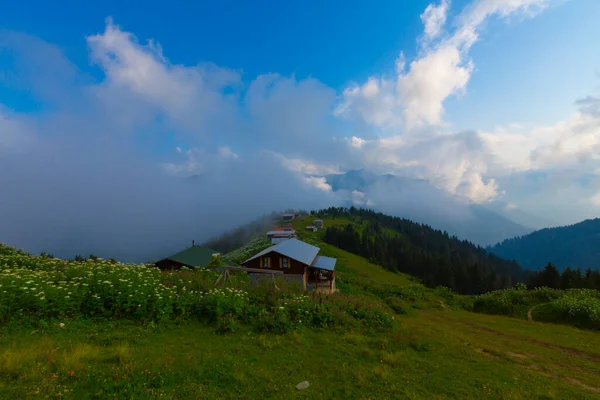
xmin=2 ymin=308 xmax=599 ymax=399
xmin=1 ymin=215 xmax=600 ymax=399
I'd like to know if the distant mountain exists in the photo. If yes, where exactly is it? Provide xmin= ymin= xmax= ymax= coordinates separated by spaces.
xmin=323 ymin=169 xmax=532 ymax=247
xmin=483 ymin=200 xmax=560 ymax=230
xmin=488 ymin=218 xmax=600 ymax=271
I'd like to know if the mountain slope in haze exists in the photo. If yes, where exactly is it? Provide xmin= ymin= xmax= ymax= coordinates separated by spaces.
xmin=483 ymin=200 xmax=560 ymax=230
xmin=489 ymin=218 xmax=600 ymax=271
xmin=322 ymin=169 xmax=532 ymax=247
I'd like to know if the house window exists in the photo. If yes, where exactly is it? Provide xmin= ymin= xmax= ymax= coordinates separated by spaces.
xmin=281 ymin=257 xmax=290 ymax=269
xmin=261 ymin=256 xmax=270 ymax=269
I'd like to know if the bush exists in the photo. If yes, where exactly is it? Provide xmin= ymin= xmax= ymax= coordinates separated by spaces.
xmin=547 ymin=290 xmax=600 ymax=329
xmin=385 ymin=297 xmax=414 ymax=315
xmin=472 ymin=284 xmax=600 ymax=330
xmin=0 ymin=245 xmax=396 ymax=334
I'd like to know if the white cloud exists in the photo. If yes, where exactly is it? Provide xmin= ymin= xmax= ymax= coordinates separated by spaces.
xmin=0 ymin=24 xmax=340 ymax=261
xmin=245 ymin=73 xmax=336 ymax=144
xmin=218 ymin=146 xmax=239 ymax=159
xmin=161 ymin=148 xmax=207 ymax=177
xmin=161 ymin=146 xmax=241 ymax=177
xmin=303 ymin=176 xmax=333 ymax=192
xmin=481 ymin=101 xmax=600 ymax=174
xmin=421 ymin=0 xmax=450 ymax=41
xmin=269 ymin=151 xmax=341 ymax=176
xmin=589 ymin=192 xmax=600 ymax=207
xmin=332 ymin=0 xmax=563 ymax=205
xmin=0 ymin=110 xmax=37 ymax=153
xmin=87 ymin=18 xmax=241 ymax=134
xmin=336 ymin=0 xmax=552 ymax=131
xmin=349 ymin=190 xmax=375 ymax=206
xmin=398 ymin=45 xmax=473 ymax=129
xmin=346 ymin=130 xmax=500 ymax=203
xmin=350 ymin=136 xmax=366 ymax=148
xmin=2 ymin=3 xmax=599 ymax=260
xmin=334 ymin=77 xmax=402 ymax=130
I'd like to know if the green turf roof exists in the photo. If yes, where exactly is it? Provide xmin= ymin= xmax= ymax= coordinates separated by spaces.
xmin=162 ymin=246 xmax=220 ymax=267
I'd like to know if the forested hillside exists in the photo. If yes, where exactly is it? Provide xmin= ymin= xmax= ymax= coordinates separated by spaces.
xmin=319 ymin=207 xmax=531 ymax=295
xmin=489 ymin=218 xmax=600 ymax=271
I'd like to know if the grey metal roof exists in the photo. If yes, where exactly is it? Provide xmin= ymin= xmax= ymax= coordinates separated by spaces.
xmin=243 ymin=238 xmax=320 ymax=266
xmin=311 ymin=255 xmax=336 ymax=271
xmin=271 ymin=237 xmax=291 ymax=245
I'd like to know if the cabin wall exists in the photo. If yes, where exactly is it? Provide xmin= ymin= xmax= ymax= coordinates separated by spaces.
xmin=242 ymin=251 xmax=307 ymax=275
xmin=250 ymin=273 xmax=306 ymax=289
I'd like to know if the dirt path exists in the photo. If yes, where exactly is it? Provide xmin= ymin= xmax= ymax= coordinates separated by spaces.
xmin=426 ymin=311 xmax=600 ymax=395
xmin=430 ymin=312 xmax=600 ymax=362
xmin=527 ymin=304 xmax=543 ymax=321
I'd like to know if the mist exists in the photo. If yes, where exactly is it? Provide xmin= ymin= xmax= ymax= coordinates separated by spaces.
xmin=0 ymin=27 xmax=342 ymax=262
xmin=348 ymin=176 xmax=531 ymax=246
xmin=2 ymin=18 xmax=591 ymax=261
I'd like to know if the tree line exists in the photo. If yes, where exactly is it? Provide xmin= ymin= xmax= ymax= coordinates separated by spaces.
xmin=527 ymin=262 xmax=600 ymax=290
xmin=319 ymin=207 xmax=529 ymax=295
xmin=318 ymin=207 xmax=600 ymax=294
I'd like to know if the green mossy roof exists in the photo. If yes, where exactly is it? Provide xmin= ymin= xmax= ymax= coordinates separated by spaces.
xmin=162 ymin=246 xmax=219 ymax=267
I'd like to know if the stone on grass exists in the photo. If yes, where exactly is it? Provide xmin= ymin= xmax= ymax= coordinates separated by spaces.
xmin=295 ymin=381 xmax=310 ymax=390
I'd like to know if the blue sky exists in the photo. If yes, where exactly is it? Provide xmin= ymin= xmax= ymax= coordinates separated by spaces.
xmin=2 ymin=0 xmax=598 ymax=123
xmin=2 ymin=0 xmax=433 ymax=90
xmin=1 ymin=0 xmax=600 ymax=258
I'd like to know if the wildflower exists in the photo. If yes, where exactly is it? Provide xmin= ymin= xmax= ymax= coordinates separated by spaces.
xmin=59 ymin=323 xmax=65 ymax=328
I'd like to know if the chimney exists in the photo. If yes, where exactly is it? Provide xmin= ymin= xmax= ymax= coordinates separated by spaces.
xmin=192 ymin=240 xmax=195 ymax=247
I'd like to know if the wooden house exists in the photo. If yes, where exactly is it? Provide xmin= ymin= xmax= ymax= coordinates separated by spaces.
xmin=154 ymin=242 xmax=225 ymax=270
xmin=266 ymin=229 xmax=297 ymax=244
xmin=241 ymin=238 xmax=336 ymax=292
xmin=313 ymin=219 xmax=324 ymax=229
xmin=282 ymin=213 xmax=295 ymax=221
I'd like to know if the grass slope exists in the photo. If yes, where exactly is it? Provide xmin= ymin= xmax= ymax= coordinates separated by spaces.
xmin=1 ymin=215 xmax=600 ymax=398
xmin=2 ymin=309 xmax=599 ymax=399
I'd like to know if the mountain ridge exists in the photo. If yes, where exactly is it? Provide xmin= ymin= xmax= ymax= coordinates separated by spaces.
xmin=322 ymin=169 xmax=533 ymax=246
xmin=488 ymin=218 xmax=600 ymax=271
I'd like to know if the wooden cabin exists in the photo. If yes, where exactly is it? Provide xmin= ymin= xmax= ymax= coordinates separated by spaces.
xmin=241 ymin=238 xmax=336 ymax=292
xmin=266 ymin=229 xmax=297 ymax=244
xmin=282 ymin=213 xmax=295 ymax=221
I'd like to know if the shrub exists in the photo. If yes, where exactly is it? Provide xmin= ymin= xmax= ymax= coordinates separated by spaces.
xmin=472 ymin=284 xmax=600 ymax=330
xmin=385 ymin=297 xmax=414 ymax=315
xmin=547 ymin=290 xmax=600 ymax=329
xmin=0 ymin=245 xmax=396 ymax=334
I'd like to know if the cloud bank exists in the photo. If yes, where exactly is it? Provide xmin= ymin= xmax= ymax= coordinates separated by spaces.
xmin=1 ymin=0 xmax=600 ymax=260
xmin=0 ymin=23 xmax=340 ymax=262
